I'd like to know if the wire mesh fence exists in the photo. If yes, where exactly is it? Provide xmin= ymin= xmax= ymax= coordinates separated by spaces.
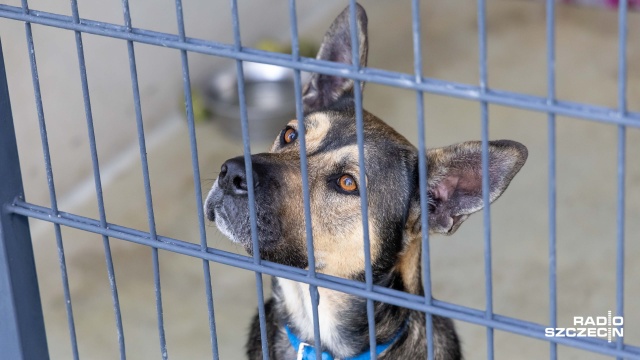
xmin=0 ymin=0 xmax=638 ymax=359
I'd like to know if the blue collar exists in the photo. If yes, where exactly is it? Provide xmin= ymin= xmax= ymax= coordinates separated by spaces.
xmin=284 ymin=321 xmax=406 ymax=360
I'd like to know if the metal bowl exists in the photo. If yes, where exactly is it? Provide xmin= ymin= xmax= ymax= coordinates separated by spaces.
xmin=204 ymin=62 xmax=310 ymax=142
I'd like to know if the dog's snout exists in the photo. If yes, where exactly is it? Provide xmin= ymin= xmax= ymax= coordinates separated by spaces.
xmin=219 ymin=163 xmax=228 ymax=179
xmin=219 ymin=158 xmax=248 ymax=194
xmin=218 ymin=157 xmax=258 ymax=195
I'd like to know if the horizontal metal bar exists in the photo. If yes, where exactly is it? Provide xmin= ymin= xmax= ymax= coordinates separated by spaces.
xmin=7 ymin=200 xmax=640 ymax=359
xmin=1 ymin=5 xmax=639 ymax=128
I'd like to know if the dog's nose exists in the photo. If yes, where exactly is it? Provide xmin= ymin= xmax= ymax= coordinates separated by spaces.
xmin=218 ymin=156 xmax=258 ymax=195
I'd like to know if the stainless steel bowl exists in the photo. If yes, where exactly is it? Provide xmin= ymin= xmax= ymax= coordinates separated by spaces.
xmin=204 ymin=62 xmax=310 ymax=142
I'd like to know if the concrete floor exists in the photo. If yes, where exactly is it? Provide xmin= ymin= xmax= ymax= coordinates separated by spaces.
xmin=13 ymin=0 xmax=640 ymax=359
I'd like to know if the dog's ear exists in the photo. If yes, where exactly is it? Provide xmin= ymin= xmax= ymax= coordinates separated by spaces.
xmin=302 ymin=3 xmax=368 ymax=113
xmin=409 ymin=140 xmax=528 ymax=236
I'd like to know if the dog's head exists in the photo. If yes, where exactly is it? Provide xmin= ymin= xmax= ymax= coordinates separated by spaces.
xmin=205 ymin=4 xmax=527 ymax=280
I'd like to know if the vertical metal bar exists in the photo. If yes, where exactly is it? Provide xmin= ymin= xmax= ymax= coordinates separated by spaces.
xmin=615 ymin=1 xmax=628 ymax=358
xmin=228 ymin=1 xmax=270 ymax=358
xmin=0 ymin=38 xmax=50 ymax=360
xmin=170 ymin=0 xmax=220 ymax=358
xmin=115 ymin=2 xmax=168 ymax=358
xmin=288 ymin=1 xmax=322 ymax=359
xmin=118 ymin=6 xmax=173 ymax=360
xmin=545 ymin=0 xmax=557 ymax=359
xmin=20 ymin=1 xmax=80 ymax=358
xmin=615 ymin=120 xmax=626 ymax=359
xmin=476 ymin=0 xmax=494 ymax=358
xmin=68 ymin=2 xmax=126 ymax=358
xmin=349 ymin=1 xmax=377 ymax=358
xmin=411 ymin=1 xmax=434 ymax=359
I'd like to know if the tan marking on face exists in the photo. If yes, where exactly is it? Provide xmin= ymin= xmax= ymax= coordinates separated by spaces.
xmin=270 ymin=113 xmax=333 ymax=154
xmin=396 ymin=232 xmax=422 ymax=294
xmin=306 ymin=144 xmax=376 ymax=278
xmin=312 ymin=225 xmax=366 ymax=278
xmin=299 ymin=113 xmax=332 ymax=153
xmin=271 ymin=138 xmax=379 ymax=279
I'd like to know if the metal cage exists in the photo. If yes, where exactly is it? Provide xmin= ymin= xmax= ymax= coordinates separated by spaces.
xmin=0 ymin=0 xmax=637 ymax=359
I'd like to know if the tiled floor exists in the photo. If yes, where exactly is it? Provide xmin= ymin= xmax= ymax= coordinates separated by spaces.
xmin=25 ymin=0 xmax=639 ymax=359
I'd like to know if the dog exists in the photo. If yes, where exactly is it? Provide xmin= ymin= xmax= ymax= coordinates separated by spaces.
xmin=205 ymin=4 xmax=527 ymax=359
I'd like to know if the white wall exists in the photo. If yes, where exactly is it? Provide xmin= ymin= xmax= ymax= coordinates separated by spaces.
xmin=1 ymin=0 xmax=342 ymax=208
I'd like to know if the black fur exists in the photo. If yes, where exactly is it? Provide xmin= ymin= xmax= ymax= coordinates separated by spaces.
xmin=206 ymin=4 xmax=526 ymax=359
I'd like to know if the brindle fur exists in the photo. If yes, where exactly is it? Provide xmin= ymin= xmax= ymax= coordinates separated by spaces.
xmin=205 ymin=4 xmax=527 ymax=359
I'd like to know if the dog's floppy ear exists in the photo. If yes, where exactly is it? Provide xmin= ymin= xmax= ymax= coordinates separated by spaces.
xmin=409 ymin=140 xmax=528 ymax=235
xmin=302 ymin=3 xmax=368 ymax=113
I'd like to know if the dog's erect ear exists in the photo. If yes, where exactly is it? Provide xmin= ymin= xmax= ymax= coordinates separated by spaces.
xmin=302 ymin=3 xmax=368 ymax=113
xmin=409 ymin=140 xmax=528 ymax=236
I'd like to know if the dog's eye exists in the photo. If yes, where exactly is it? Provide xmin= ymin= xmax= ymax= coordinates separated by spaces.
xmin=337 ymin=174 xmax=357 ymax=192
xmin=282 ymin=127 xmax=298 ymax=145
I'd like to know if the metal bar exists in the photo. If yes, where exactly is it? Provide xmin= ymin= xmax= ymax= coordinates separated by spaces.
xmin=477 ymin=0 xmax=494 ymax=358
xmin=170 ymin=0 xmax=220 ymax=357
xmin=0 ymin=6 xmax=638 ymax=126
xmin=615 ymin=1 xmax=628 ymax=358
xmin=288 ymin=1 xmax=322 ymax=359
xmin=349 ymin=1 xmax=377 ymax=358
xmin=228 ymin=1 xmax=270 ymax=358
xmin=20 ymin=1 xmax=80 ymax=358
xmin=0 ymin=39 xmax=50 ymax=360
xmin=545 ymin=0 xmax=557 ymax=359
xmin=8 ymin=200 xmax=640 ymax=359
xmin=615 ymin=118 xmax=626 ymax=360
xmin=69 ymin=2 xmax=126 ymax=358
xmin=410 ymin=0 xmax=434 ymax=359
xmin=124 ymin=25 xmax=167 ymax=360
xmin=2 ymin=1 xmax=637 ymax=359
xmin=4 ymin=196 xmax=633 ymax=340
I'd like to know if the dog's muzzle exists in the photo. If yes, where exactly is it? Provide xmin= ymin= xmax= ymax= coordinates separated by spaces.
xmin=204 ymin=183 xmax=217 ymax=222
xmin=217 ymin=157 xmax=258 ymax=195
xmin=204 ymin=154 xmax=309 ymax=268
xmin=205 ymin=156 xmax=258 ymax=220
xmin=204 ymin=156 xmax=264 ymax=243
